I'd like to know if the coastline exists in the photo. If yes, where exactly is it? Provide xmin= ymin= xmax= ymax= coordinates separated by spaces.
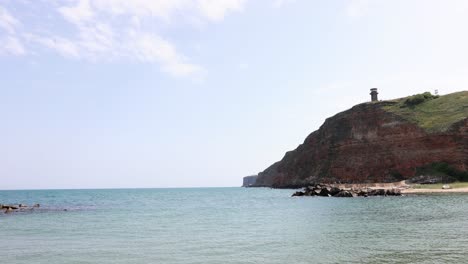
xmin=331 ymin=180 xmax=468 ymax=195
xmin=402 ymin=187 xmax=468 ymax=194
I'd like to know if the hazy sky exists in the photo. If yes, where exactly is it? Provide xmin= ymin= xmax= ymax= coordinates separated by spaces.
xmin=1 ymin=0 xmax=468 ymax=189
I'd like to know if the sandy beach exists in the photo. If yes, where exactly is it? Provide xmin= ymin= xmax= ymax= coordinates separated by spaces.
xmin=402 ymin=187 xmax=468 ymax=194
xmin=331 ymin=180 xmax=468 ymax=194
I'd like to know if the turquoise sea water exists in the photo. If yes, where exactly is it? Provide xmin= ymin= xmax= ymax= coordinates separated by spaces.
xmin=2 ymin=188 xmax=468 ymax=264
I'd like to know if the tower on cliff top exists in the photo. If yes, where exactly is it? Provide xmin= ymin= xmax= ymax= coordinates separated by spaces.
xmin=370 ymin=88 xmax=378 ymax=102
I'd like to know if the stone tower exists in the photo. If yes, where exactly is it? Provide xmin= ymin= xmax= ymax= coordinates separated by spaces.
xmin=370 ymin=88 xmax=378 ymax=102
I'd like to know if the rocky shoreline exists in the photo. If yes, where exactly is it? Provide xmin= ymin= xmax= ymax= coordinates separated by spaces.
xmin=2 ymin=203 xmax=40 ymax=214
xmin=291 ymin=184 xmax=402 ymax=197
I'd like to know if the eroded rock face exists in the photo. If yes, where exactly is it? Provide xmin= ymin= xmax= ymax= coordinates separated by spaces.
xmin=242 ymin=175 xmax=258 ymax=187
xmin=254 ymin=102 xmax=467 ymax=188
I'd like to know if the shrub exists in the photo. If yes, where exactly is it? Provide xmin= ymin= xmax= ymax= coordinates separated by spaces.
xmin=416 ymin=162 xmax=468 ymax=182
xmin=390 ymin=170 xmax=404 ymax=180
xmin=404 ymin=92 xmax=439 ymax=106
xmin=405 ymin=94 xmax=426 ymax=106
xmin=422 ymin=92 xmax=433 ymax=99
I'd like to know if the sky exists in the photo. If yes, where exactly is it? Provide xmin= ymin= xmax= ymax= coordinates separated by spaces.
xmin=1 ymin=0 xmax=468 ymax=189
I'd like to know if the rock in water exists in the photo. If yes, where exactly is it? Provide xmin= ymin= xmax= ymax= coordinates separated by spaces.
xmin=334 ymin=190 xmax=353 ymax=197
xmin=319 ymin=188 xmax=330 ymax=197
xmin=290 ymin=184 xmax=403 ymax=198
xmin=329 ymin=187 xmax=341 ymax=196
xmin=369 ymin=189 xmax=386 ymax=196
xmin=292 ymin=191 xmax=305 ymax=197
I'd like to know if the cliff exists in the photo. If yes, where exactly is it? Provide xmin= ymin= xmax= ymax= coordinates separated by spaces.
xmin=254 ymin=91 xmax=468 ymax=188
xmin=242 ymin=175 xmax=258 ymax=187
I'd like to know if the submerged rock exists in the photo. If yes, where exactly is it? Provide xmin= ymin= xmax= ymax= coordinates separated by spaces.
xmin=2 ymin=203 xmax=43 ymax=214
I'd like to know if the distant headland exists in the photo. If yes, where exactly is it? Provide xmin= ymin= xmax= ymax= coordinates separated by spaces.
xmin=242 ymin=175 xmax=258 ymax=187
xmin=244 ymin=89 xmax=468 ymax=189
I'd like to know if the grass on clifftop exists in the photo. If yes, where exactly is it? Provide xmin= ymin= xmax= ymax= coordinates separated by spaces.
xmin=382 ymin=91 xmax=468 ymax=133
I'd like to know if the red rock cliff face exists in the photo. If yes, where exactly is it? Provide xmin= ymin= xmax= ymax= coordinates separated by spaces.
xmin=254 ymin=102 xmax=467 ymax=188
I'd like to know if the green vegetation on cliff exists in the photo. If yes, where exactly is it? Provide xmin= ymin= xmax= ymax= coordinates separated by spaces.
xmin=416 ymin=162 xmax=468 ymax=182
xmin=383 ymin=91 xmax=468 ymax=132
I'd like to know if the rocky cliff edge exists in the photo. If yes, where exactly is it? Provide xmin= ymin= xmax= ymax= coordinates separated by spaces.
xmin=254 ymin=91 xmax=468 ymax=188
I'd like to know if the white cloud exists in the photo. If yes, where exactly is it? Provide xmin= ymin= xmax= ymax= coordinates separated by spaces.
xmin=0 ymin=36 xmax=26 ymax=55
xmin=51 ymin=0 xmax=250 ymax=77
xmin=25 ymin=34 xmax=80 ymax=58
xmin=76 ymin=23 xmax=116 ymax=57
xmin=0 ymin=5 xmax=19 ymax=34
xmin=0 ymin=0 xmax=248 ymax=78
xmin=22 ymin=18 xmax=203 ymax=76
xmin=127 ymin=31 xmax=204 ymax=76
xmin=58 ymin=0 xmax=94 ymax=25
xmin=91 ymin=0 xmax=188 ymax=20
xmin=197 ymin=0 xmax=246 ymax=21
xmin=59 ymin=0 xmax=246 ymax=23
xmin=0 ymin=5 xmax=25 ymax=56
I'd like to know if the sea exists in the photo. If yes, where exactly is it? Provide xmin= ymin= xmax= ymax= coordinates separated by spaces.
xmin=1 ymin=187 xmax=468 ymax=264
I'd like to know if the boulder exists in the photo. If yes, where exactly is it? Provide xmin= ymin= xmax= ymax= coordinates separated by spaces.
xmin=291 ymin=184 xmax=403 ymax=198
xmin=292 ymin=191 xmax=305 ymax=197
xmin=334 ymin=190 xmax=353 ymax=197
xmin=304 ymin=186 xmax=316 ymax=196
xmin=313 ymin=188 xmax=322 ymax=195
xmin=329 ymin=187 xmax=341 ymax=196
xmin=357 ymin=189 xmax=369 ymax=197
xmin=369 ymin=189 xmax=386 ymax=196
xmin=319 ymin=188 xmax=330 ymax=197
xmin=384 ymin=189 xmax=402 ymax=196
